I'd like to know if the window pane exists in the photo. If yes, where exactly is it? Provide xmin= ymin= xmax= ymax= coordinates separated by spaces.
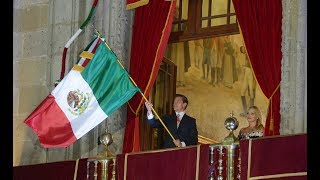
xmin=172 ymin=0 xmax=189 ymax=32
xmin=202 ymin=20 xmax=209 ymax=28
xmin=211 ymin=17 xmax=227 ymax=26
xmin=230 ymin=15 xmax=237 ymax=24
xmin=202 ymin=0 xmax=209 ymax=17
xmin=168 ymin=0 xmax=239 ymax=42
xmin=182 ymin=0 xmax=189 ymax=20
xmin=230 ymin=1 xmax=235 ymax=13
xmin=212 ymin=0 xmax=228 ymax=15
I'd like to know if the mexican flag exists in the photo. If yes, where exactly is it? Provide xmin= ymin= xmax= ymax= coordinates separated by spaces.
xmin=76 ymin=36 xmax=101 ymax=67
xmin=25 ymin=41 xmax=140 ymax=148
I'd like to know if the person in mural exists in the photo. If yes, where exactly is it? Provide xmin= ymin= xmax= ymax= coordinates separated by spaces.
xmin=144 ymin=94 xmax=198 ymax=149
xmin=184 ymin=41 xmax=191 ymax=73
xmin=239 ymin=46 xmax=257 ymax=117
xmin=202 ymin=38 xmax=214 ymax=80
xmin=194 ymin=39 xmax=203 ymax=68
xmin=209 ymin=38 xmax=222 ymax=87
xmin=238 ymin=106 xmax=264 ymax=140
xmin=221 ymin=36 xmax=238 ymax=88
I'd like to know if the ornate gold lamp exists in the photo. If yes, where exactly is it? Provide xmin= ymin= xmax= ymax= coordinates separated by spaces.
xmin=222 ymin=112 xmax=239 ymax=145
xmin=222 ymin=112 xmax=239 ymax=180
xmin=96 ymin=127 xmax=116 ymax=180
xmin=97 ymin=127 xmax=114 ymax=158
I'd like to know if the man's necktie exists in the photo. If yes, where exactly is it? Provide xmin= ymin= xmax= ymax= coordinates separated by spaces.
xmin=176 ymin=114 xmax=181 ymax=128
xmin=177 ymin=114 xmax=181 ymax=121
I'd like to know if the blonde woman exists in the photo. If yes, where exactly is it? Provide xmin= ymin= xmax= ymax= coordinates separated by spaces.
xmin=238 ymin=106 xmax=264 ymax=140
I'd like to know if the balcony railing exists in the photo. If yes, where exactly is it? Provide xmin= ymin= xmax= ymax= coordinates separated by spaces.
xmin=13 ymin=134 xmax=306 ymax=180
xmin=85 ymin=143 xmax=240 ymax=180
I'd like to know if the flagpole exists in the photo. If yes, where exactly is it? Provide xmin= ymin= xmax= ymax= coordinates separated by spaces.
xmin=93 ymin=28 xmax=176 ymax=142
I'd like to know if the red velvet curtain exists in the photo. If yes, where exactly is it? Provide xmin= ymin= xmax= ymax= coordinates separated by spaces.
xmin=123 ymin=0 xmax=176 ymax=153
xmin=232 ymin=0 xmax=282 ymax=135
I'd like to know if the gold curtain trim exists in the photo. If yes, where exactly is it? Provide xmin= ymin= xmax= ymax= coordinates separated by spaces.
xmin=79 ymin=51 xmax=94 ymax=59
xmin=269 ymin=99 xmax=274 ymax=131
xmin=268 ymin=83 xmax=280 ymax=100
xmin=124 ymin=153 xmax=129 ymax=180
xmin=127 ymin=102 xmax=137 ymax=115
xmin=132 ymin=0 xmax=175 ymax=115
xmin=73 ymin=159 xmax=79 ymax=180
xmin=247 ymin=139 xmax=252 ymax=180
xmin=72 ymin=64 xmax=84 ymax=72
xmin=267 ymin=83 xmax=280 ymax=133
xmin=195 ymin=145 xmax=200 ymax=180
xmin=249 ymin=172 xmax=307 ymax=179
xmin=126 ymin=0 xmax=149 ymax=10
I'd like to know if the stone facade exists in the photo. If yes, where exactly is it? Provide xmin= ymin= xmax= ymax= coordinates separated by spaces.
xmin=13 ymin=0 xmax=134 ymax=166
xmin=13 ymin=0 xmax=307 ymax=166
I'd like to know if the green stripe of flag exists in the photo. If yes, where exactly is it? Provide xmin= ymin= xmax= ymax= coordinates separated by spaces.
xmin=81 ymin=42 xmax=139 ymax=115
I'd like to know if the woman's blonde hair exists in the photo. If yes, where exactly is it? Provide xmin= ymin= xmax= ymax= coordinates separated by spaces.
xmin=248 ymin=106 xmax=264 ymax=130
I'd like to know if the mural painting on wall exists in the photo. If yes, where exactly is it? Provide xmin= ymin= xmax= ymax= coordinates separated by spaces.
xmin=165 ymin=34 xmax=269 ymax=142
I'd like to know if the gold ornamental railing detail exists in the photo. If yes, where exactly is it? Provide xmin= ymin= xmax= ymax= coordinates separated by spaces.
xmin=87 ymin=157 xmax=116 ymax=180
xmin=86 ymin=143 xmax=241 ymax=180
xmin=208 ymin=143 xmax=240 ymax=180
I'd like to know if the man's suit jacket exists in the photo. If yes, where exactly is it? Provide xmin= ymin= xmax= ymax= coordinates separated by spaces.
xmin=148 ymin=113 xmax=198 ymax=149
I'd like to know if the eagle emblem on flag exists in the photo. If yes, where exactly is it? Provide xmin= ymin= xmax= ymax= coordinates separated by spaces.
xmin=67 ymin=89 xmax=90 ymax=115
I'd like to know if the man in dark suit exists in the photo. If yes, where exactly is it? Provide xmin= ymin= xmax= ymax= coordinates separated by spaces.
xmin=144 ymin=94 xmax=198 ymax=149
